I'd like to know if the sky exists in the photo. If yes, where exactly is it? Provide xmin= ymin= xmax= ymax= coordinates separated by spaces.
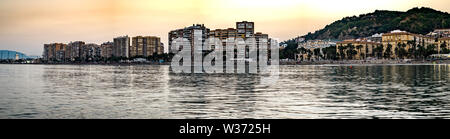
xmin=0 ymin=0 xmax=449 ymax=56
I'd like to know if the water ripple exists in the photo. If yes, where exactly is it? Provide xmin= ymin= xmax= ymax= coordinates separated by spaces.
xmin=0 ymin=64 xmax=449 ymax=119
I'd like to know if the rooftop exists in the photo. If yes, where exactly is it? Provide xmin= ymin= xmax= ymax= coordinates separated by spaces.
xmin=337 ymin=39 xmax=381 ymax=45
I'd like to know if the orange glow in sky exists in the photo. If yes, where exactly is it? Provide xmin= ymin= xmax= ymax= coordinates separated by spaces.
xmin=0 ymin=0 xmax=449 ymax=55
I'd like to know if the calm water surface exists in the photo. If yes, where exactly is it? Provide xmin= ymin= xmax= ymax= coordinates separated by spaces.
xmin=0 ymin=64 xmax=449 ymax=118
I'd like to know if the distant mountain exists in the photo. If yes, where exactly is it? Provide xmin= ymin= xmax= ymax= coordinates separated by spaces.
xmin=301 ymin=7 xmax=450 ymax=40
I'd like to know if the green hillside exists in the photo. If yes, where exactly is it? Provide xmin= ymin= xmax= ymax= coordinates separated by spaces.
xmin=303 ymin=7 xmax=450 ymax=40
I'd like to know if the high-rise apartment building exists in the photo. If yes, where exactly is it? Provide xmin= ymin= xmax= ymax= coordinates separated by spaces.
xmin=43 ymin=43 xmax=66 ymax=61
xmin=80 ymin=43 xmax=100 ymax=61
xmin=130 ymin=36 xmax=163 ymax=57
xmin=168 ymin=21 xmax=272 ymax=62
xmin=113 ymin=36 xmax=130 ymax=58
xmin=67 ymin=41 xmax=85 ymax=61
xmin=168 ymin=24 xmax=210 ymax=54
xmin=101 ymin=42 xmax=113 ymax=59
xmin=236 ymin=21 xmax=254 ymax=39
xmin=209 ymin=28 xmax=237 ymax=40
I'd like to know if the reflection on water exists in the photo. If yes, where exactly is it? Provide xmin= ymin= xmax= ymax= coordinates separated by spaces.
xmin=0 ymin=64 xmax=449 ymax=119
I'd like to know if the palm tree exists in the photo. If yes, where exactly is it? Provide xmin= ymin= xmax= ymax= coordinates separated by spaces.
xmin=425 ymin=44 xmax=437 ymax=58
xmin=313 ymin=48 xmax=321 ymax=60
xmin=384 ymin=44 xmax=392 ymax=59
xmin=338 ymin=45 xmax=346 ymax=60
xmin=298 ymin=47 xmax=307 ymax=61
xmin=356 ymin=45 xmax=363 ymax=60
xmin=306 ymin=49 xmax=312 ymax=61
xmin=345 ymin=44 xmax=355 ymax=60
xmin=407 ymin=40 xmax=414 ymax=58
xmin=441 ymin=41 xmax=448 ymax=54
xmin=326 ymin=45 xmax=337 ymax=60
xmin=410 ymin=37 xmax=418 ymax=59
xmin=395 ymin=42 xmax=402 ymax=59
xmin=400 ymin=43 xmax=408 ymax=59
xmin=417 ymin=44 xmax=425 ymax=59
xmin=365 ymin=44 xmax=369 ymax=59
xmin=373 ymin=45 xmax=382 ymax=59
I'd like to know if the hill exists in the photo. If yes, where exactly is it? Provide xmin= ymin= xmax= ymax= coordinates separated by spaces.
xmin=302 ymin=7 xmax=450 ymax=40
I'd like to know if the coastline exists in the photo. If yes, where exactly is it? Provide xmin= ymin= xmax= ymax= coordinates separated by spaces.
xmin=279 ymin=59 xmax=450 ymax=65
xmin=1 ymin=59 xmax=449 ymax=66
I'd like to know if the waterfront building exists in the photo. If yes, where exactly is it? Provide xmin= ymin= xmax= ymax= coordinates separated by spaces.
xmin=381 ymin=30 xmax=416 ymax=46
xmin=130 ymin=36 xmax=163 ymax=57
xmin=254 ymin=32 xmax=270 ymax=48
xmin=113 ymin=36 xmax=130 ymax=58
xmin=208 ymin=23 xmax=271 ymax=59
xmin=208 ymin=23 xmax=270 ymax=51
xmin=256 ymin=32 xmax=275 ymax=61
xmin=332 ymin=30 xmax=449 ymax=60
xmin=429 ymin=54 xmax=450 ymax=59
xmin=382 ymin=30 xmax=436 ymax=58
xmin=80 ymin=43 xmax=100 ymax=61
xmin=296 ymin=39 xmax=338 ymax=61
xmin=336 ymin=39 xmax=381 ymax=60
xmin=298 ymin=39 xmax=337 ymax=49
xmin=236 ymin=21 xmax=254 ymax=39
xmin=168 ymin=29 xmax=183 ymax=54
xmin=168 ymin=22 xmax=272 ymax=53
xmin=56 ymin=44 xmax=66 ymax=61
xmin=67 ymin=41 xmax=85 ymax=61
xmin=168 ymin=21 xmax=274 ymax=66
xmin=168 ymin=24 xmax=210 ymax=54
xmin=367 ymin=33 xmax=383 ymax=43
xmin=0 ymin=50 xmax=29 ymax=60
xmin=160 ymin=43 xmax=165 ymax=54
xmin=427 ymin=29 xmax=450 ymax=38
xmin=100 ymin=42 xmax=114 ymax=59
xmin=295 ymin=37 xmax=305 ymax=43
xmin=209 ymin=28 xmax=237 ymax=40
xmin=43 ymin=44 xmax=50 ymax=61
xmin=43 ymin=43 xmax=66 ymax=61
xmin=438 ymin=37 xmax=450 ymax=54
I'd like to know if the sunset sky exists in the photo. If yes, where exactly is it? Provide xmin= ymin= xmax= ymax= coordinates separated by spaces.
xmin=0 ymin=0 xmax=449 ymax=56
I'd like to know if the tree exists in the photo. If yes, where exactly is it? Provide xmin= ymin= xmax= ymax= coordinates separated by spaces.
xmin=425 ymin=44 xmax=437 ymax=58
xmin=407 ymin=40 xmax=416 ymax=59
xmin=441 ymin=42 xmax=449 ymax=54
xmin=279 ymin=39 xmax=299 ymax=59
xmin=395 ymin=42 xmax=402 ymax=59
xmin=417 ymin=44 xmax=426 ymax=59
xmin=356 ymin=45 xmax=363 ymax=60
xmin=299 ymin=7 xmax=450 ymax=41
xmin=384 ymin=44 xmax=392 ymax=59
xmin=396 ymin=43 xmax=408 ymax=59
xmin=338 ymin=45 xmax=346 ymax=60
xmin=323 ymin=45 xmax=337 ymax=60
xmin=401 ymin=43 xmax=408 ymax=59
xmin=373 ymin=44 xmax=383 ymax=59
xmin=296 ymin=47 xmax=307 ymax=61
xmin=313 ymin=48 xmax=322 ymax=60
xmin=345 ymin=44 xmax=357 ymax=60
xmin=306 ymin=49 xmax=312 ymax=61
xmin=365 ymin=44 xmax=370 ymax=58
